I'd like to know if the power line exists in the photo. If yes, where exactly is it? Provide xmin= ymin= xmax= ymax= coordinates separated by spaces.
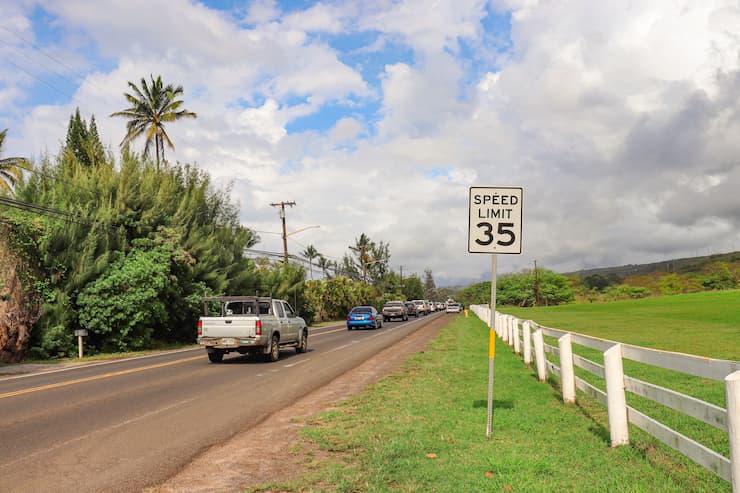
xmin=0 ymin=35 xmax=80 ymax=92
xmin=0 ymin=25 xmax=106 ymax=94
xmin=0 ymin=54 xmax=74 ymax=99
xmin=0 ymin=196 xmax=91 ymax=225
xmin=22 ymin=165 xmax=103 ymax=197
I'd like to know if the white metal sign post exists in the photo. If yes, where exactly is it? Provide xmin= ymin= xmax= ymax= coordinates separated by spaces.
xmin=468 ymin=186 xmax=523 ymax=439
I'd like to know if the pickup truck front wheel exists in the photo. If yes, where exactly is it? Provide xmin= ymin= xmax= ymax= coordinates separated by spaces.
xmin=266 ymin=334 xmax=280 ymax=362
xmin=207 ymin=350 xmax=224 ymax=363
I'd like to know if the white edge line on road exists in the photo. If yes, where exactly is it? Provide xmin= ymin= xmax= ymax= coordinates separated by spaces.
xmin=326 ymin=340 xmax=360 ymax=353
xmin=0 ymin=346 xmax=202 ymax=382
xmin=283 ymin=358 xmax=310 ymax=368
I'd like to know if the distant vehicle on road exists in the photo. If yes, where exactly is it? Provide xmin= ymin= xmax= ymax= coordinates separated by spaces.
xmin=446 ymin=302 xmax=462 ymax=313
xmin=347 ymin=306 xmax=383 ymax=330
xmin=411 ymin=300 xmax=428 ymax=316
xmin=382 ymin=300 xmax=408 ymax=321
xmin=405 ymin=301 xmax=418 ymax=317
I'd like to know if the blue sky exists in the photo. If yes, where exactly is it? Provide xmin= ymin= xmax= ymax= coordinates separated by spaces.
xmin=2 ymin=1 xmax=740 ymax=285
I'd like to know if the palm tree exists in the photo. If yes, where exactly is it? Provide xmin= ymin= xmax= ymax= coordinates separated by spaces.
xmin=111 ymin=75 xmax=196 ymax=168
xmin=317 ymin=255 xmax=331 ymax=278
xmin=301 ymin=244 xmax=320 ymax=279
xmin=0 ymin=129 xmax=31 ymax=194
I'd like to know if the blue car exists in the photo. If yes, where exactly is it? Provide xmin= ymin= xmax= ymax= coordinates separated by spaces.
xmin=346 ymin=306 xmax=382 ymax=330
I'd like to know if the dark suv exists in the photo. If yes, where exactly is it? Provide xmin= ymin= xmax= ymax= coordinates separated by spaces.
xmin=404 ymin=301 xmax=418 ymax=317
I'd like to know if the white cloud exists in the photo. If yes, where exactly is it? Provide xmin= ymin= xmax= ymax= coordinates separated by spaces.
xmin=5 ymin=0 xmax=740 ymax=286
xmin=244 ymin=0 xmax=281 ymax=24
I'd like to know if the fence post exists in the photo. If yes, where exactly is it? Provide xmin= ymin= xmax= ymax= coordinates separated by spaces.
xmin=533 ymin=329 xmax=546 ymax=382
xmin=502 ymin=316 xmax=509 ymax=344
xmin=508 ymin=316 xmax=514 ymax=346
xmin=523 ymin=321 xmax=532 ymax=365
xmin=604 ymin=344 xmax=629 ymax=447
xmin=558 ymin=334 xmax=576 ymax=404
xmin=513 ymin=319 xmax=521 ymax=355
xmin=726 ymin=370 xmax=740 ymax=493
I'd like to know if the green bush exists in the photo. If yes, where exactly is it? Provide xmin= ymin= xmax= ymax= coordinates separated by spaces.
xmin=603 ymin=284 xmax=651 ymax=301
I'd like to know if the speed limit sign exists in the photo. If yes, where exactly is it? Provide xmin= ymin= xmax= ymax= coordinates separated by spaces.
xmin=468 ymin=187 xmax=523 ymax=254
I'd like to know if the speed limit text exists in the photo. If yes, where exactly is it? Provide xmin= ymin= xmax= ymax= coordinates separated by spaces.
xmin=472 ymin=192 xmax=519 ymax=219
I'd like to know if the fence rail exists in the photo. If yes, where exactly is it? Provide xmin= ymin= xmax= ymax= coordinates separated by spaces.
xmin=469 ymin=304 xmax=740 ymax=492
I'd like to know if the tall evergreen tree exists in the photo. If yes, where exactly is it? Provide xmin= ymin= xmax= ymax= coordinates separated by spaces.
xmin=65 ymin=108 xmax=90 ymax=166
xmin=63 ymin=109 xmax=105 ymax=167
xmin=87 ymin=115 xmax=106 ymax=166
xmin=423 ymin=268 xmax=436 ymax=299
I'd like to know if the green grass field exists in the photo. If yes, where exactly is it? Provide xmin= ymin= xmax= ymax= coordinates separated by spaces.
xmin=501 ymin=290 xmax=739 ymax=465
xmin=245 ymin=304 xmax=732 ymax=492
xmin=502 ymin=289 xmax=740 ymax=360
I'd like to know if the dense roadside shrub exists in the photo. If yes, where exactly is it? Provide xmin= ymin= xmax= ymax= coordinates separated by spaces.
xmin=304 ymin=277 xmax=376 ymax=322
xmin=11 ymin=151 xmax=261 ymax=357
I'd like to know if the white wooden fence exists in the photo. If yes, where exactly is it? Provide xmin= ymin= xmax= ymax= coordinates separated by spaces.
xmin=469 ymin=304 xmax=740 ymax=492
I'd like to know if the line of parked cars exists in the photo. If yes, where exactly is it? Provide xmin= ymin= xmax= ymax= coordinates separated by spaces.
xmin=347 ymin=300 xmax=464 ymax=330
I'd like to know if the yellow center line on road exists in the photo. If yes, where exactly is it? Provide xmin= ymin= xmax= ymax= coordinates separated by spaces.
xmin=311 ymin=326 xmax=346 ymax=336
xmin=1 ymin=325 xmax=349 ymax=400
xmin=0 ymin=355 xmax=203 ymax=400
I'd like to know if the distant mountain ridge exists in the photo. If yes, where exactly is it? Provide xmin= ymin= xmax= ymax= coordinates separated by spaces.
xmin=566 ymin=251 xmax=740 ymax=279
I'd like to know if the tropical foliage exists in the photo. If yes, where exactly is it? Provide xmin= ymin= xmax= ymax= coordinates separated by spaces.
xmin=457 ymin=269 xmax=575 ymax=307
xmin=0 ymin=96 xmax=439 ymax=360
xmin=111 ymin=75 xmax=196 ymax=167
xmin=7 ymin=138 xmax=260 ymax=357
xmin=0 ymin=128 xmax=31 ymax=194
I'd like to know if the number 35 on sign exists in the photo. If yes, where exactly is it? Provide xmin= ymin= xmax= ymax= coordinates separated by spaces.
xmin=468 ymin=187 xmax=523 ymax=254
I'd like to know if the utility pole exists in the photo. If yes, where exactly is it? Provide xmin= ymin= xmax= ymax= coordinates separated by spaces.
xmin=270 ymin=201 xmax=296 ymax=264
xmin=400 ymin=265 xmax=404 ymax=293
xmin=533 ymin=259 xmax=540 ymax=307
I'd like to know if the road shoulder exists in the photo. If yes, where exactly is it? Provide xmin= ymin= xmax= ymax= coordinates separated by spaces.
xmin=148 ymin=315 xmax=450 ymax=493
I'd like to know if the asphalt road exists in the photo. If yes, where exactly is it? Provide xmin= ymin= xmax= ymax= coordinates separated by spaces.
xmin=0 ymin=312 xmax=446 ymax=493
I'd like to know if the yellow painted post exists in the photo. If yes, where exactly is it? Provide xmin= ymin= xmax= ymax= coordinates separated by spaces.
xmin=489 ymin=330 xmax=496 ymax=358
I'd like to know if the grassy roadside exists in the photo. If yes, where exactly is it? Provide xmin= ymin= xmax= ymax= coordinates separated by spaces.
xmin=502 ymin=290 xmax=740 ymax=360
xmin=503 ymin=290 xmax=739 ymax=458
xmin=246 ymin=314 xmax=729 ymax=492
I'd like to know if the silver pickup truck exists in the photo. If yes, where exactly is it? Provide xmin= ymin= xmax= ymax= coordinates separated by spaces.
xmin=197 ymin=296 xmax=308 ymax=363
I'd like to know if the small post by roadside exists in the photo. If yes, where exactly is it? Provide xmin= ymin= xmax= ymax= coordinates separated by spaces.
xmin=74 ymin=329 xmax=88 ymax=358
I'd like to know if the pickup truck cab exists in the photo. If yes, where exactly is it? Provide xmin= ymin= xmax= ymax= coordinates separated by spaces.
xmin=197 ymin=296 xmax=307 ymax=363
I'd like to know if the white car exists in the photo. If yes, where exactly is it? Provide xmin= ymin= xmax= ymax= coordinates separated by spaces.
xmin=446 ymin=303 xmax=462 ymax=313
